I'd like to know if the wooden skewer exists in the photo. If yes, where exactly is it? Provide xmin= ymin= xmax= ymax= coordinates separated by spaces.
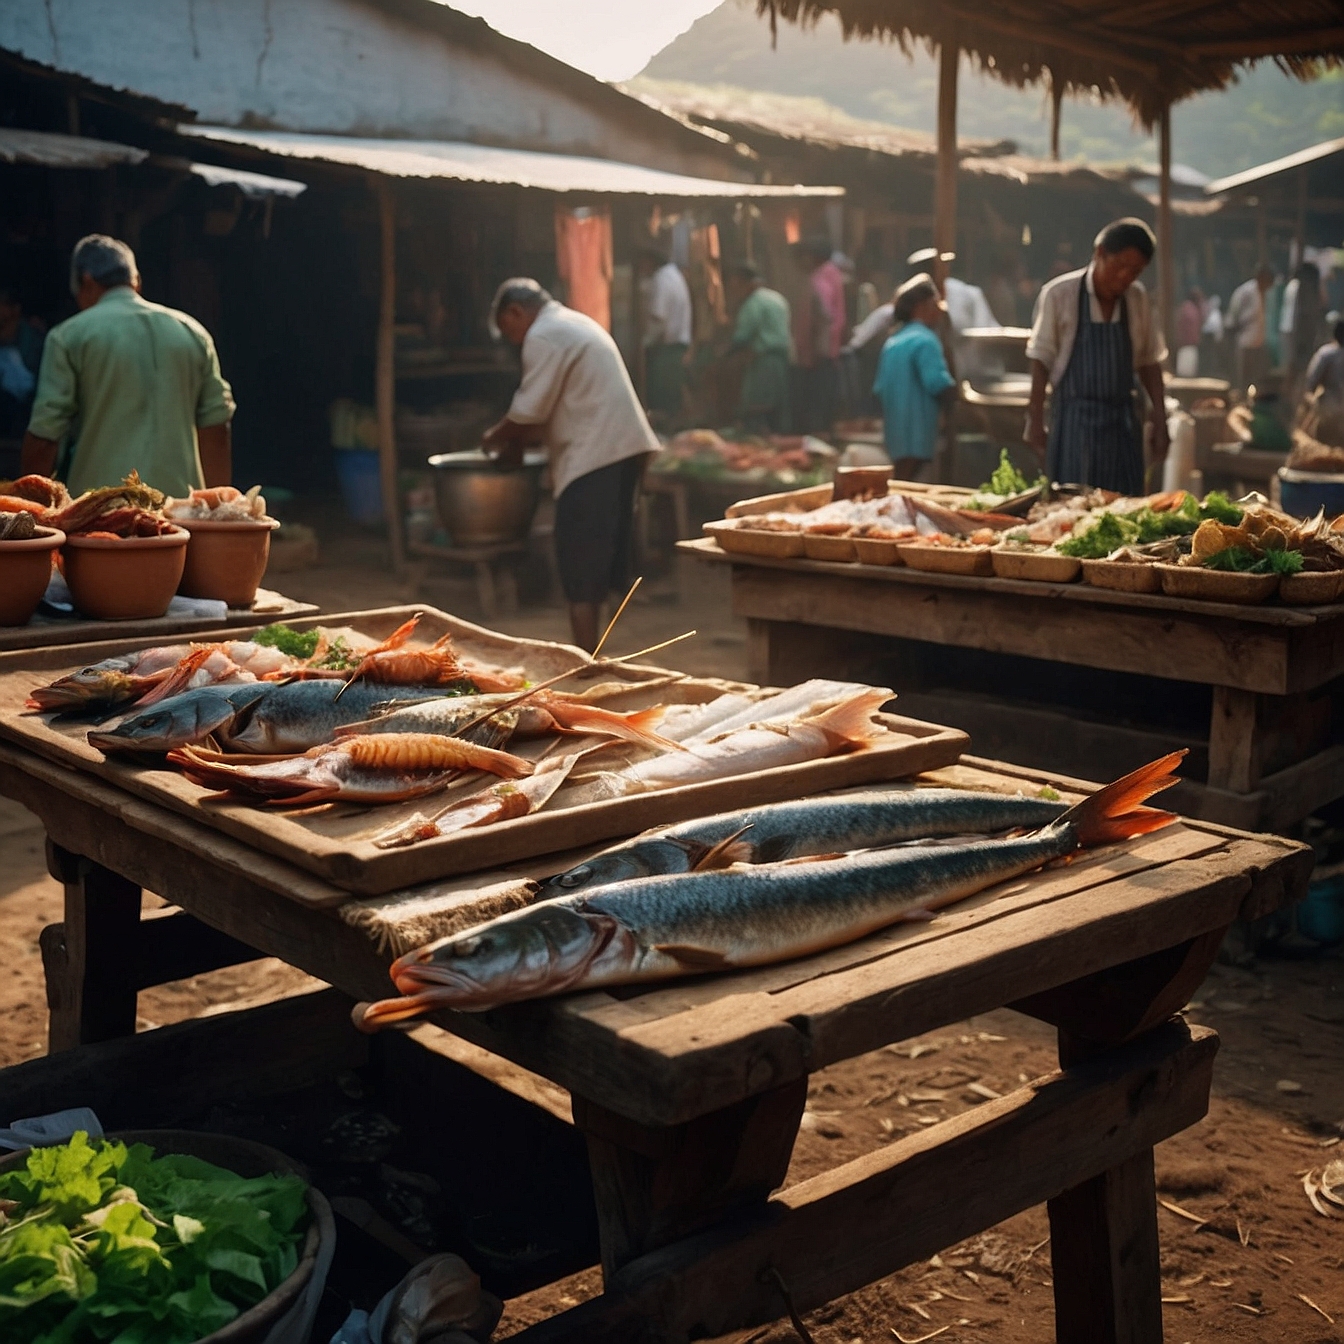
xmin=593 ymin=577 xmax=642 ymax=659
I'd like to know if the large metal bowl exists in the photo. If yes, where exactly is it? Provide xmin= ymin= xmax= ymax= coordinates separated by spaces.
xmin=427 ymin=449 xmax=548 ymax=547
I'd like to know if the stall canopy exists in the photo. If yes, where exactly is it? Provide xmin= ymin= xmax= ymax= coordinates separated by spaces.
xmin=758 ymin=0 xmax=1341 ymax=346
xmin=180 ymin=126 xmax=843 ymax=199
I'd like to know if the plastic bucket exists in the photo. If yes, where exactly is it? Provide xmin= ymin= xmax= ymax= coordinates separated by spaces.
xmin=1298 ymin=875 xmax=1344 ymax=945
xmin=1277 ymin=468 xmax=1344 ymax=521
xmin=335 ymin=448 xmax=385 ymax=527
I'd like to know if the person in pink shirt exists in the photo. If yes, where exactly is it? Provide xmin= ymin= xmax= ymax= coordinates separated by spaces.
xmin=792 ymin=237 xmax=847 ymax=433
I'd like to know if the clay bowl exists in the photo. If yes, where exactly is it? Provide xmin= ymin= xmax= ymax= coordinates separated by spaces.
xmin=0 ymin=526 xmax=65 ymax=626
xmin=63 ymin=527 xmax=189 ymax=620
xmin=177 ymin=517 xmax=280 ymax=608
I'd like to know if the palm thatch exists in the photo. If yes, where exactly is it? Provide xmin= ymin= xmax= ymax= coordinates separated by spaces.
xmin=758 ymin=0 xmax=1343 ymax=124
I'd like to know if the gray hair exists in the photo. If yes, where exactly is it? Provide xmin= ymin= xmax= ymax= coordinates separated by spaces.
xmin=489 ymin=277 xmax=551 ymax=337
xmin=70 ymin=235 xmax=137 ymax=295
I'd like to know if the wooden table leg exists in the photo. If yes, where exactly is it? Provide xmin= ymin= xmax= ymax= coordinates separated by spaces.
xmin=42 ymin=840 xmax=142 ymax=1051
xmin=1207 ymin=686 xmax=1260 ymax=793
xmin=572 ymin=1077 xmax=806 ymax=1280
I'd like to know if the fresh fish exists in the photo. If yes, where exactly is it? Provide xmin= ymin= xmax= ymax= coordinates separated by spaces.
xmin=371 ymin=748 xmax=594 ymax=848
xmin=562 ymin=688 xmax=894 ymax=804
xmin=353 ymin=753 xmax=1183 ymax=1028
xmin=544 ymin=787 xmax=1071 ymax=891
xmin=28 ymin=645 xmax=195 ymax=711
xmin=170 ymin=732 xmax=534 ymax=806
xmin=87 ymin=680 xmax=442 ymax=755
xmin=655 ymin=680 xmax=877 ymax=744
xmin=340 ymin=690 xmax=677 ymax=752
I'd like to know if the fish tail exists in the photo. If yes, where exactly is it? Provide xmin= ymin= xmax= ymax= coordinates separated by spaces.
xmin=547 ymin=701 xmax=683 ymax=751
xmin=811 ymin=688 xmax=895 ymax=749
xmin=1060 ymin=751 xmax=1186 ymax=849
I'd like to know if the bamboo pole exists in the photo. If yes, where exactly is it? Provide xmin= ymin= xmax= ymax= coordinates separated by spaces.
xmin=1157 ymin=102 xmax=1174 ymax=363
xmin=934 ymin=34 xmax=959 ymax=287
xmin=374 ymin=179 xmax=405 ymax=572
xmin=1050 ymin=76 xmax=1063 ymax=161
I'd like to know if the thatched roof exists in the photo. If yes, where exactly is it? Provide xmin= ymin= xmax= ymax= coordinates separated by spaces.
xmin=757 ymin=0 xmax=1344 ymax=125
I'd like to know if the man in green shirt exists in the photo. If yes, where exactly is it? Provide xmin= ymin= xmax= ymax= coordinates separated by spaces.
xmin=727 ymin=262 xmax=792 ymax=433
xmin=22 ymin=235 xmax=235 ymax=495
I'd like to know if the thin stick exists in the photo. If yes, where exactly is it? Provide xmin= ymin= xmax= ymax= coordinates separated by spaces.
xmin=592 ymin=577 xmax=641 ymax=660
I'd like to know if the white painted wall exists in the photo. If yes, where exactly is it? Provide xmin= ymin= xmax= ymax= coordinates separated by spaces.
xmin=0 ymin=0 xmax=741 ymax=177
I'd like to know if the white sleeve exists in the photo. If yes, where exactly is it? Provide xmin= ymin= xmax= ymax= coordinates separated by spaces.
xmin=508 ymin=337 xmax=568 ymax=424
xmin=1025 ymin=282 xmax=1060 ymax=372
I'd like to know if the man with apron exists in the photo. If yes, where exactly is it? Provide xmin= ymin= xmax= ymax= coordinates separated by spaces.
xmin=1024 ymin=218 xmax=1169 ymax=494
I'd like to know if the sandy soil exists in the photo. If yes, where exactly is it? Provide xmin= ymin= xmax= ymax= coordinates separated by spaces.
xmin=2 ymin=539 xmax=1341 ymax=1343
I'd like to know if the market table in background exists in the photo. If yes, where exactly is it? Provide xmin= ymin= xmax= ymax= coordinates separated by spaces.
xmin=0 ymin=728 xmax=1311 ymax=1343
xmin=684 ymin=536 xmax=1344 ymax=832
xmin=0 ymin=587 xmax=318 ymax=654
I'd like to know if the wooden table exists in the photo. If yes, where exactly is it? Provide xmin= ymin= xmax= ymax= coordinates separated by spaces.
xmin=0 ymin=588 xmax=318 ymax=654
xmin=0 ymin=737 xmax=1311 ymax=1343
xmin=683 ymin=537 xmax=1344 ymax=833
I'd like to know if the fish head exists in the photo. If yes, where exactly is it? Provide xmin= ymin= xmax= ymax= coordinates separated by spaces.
xmin=369 ymin=902 xmax=624 ymax=1019
xmin=86 ymin=684 xmax=265 ymax=754
xmin=543 ymin=838 xmax=697 ymax=893
xmin=27 ymin=663 xmax=136 ymax=711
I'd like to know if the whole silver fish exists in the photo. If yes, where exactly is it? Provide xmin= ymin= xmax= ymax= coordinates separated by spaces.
xmin=355 ymin=753 xmax=1183 ymax=1029
xmin=544 ymin=788 xmax=1070 ymax=892
xmin=87 ymin=681 xmax=445 ymax=755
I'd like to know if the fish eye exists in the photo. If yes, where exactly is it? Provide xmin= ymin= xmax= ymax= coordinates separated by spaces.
xmin=454 ymin=935 xmax=483 ymax=957
xmin=558 ymin=866 xmax=591 ymax=888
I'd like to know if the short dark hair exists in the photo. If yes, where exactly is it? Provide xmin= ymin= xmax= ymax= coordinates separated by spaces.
xmin=70 ymin=234 xmax=137 ymax=294
xmin=894 ymin=273 xmax=940 ymax=323
xmin=1094 ymin=217 xmax=1156 ymax=262
xmin=489 ymin=277 xmax=551 ymax=333
xmin=728 ymin=260 xmax=760 ymax=282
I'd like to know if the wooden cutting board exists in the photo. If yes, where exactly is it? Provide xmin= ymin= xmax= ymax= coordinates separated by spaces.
xmin=0 ymin=605 xmax=969 ymax=895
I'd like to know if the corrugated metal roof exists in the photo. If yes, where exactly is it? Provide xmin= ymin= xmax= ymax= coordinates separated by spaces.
xmin=180 ymin=126 xmax=843 ymax=198
xmin=0 ymin=126 xmax=147 ymax=168
xmin=188 ymin=162 xmax=306 ymax=198
xmin=1205 ymin=136 xmax=1344 ymax=196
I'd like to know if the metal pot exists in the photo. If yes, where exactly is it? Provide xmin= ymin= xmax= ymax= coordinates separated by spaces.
xmin=428 ymin=449 xmax=547 ymax=547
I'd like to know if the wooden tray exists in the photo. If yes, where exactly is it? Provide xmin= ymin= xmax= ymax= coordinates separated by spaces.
xmin=852 ymin=535 xmax=905 ymax=566
xmin=1156 ymin=565 xmax=1279 ymax=604
xmin=1080 ymin=559 xmax=1162 ymax=594
xmin=896 ymin=543 xmax=994 ymax=576
xmin=990 ymin=547 xmax=1081 ymax=583
xmin=702 ymin=520 xmax=804 ymax=559
xmin=802 ymin=532 xmax=857 ymax=563
xmin=0 ymin=606 xmax=969 ymax=896
xmin=1279 ymin=570 xmax=1344 ymax=606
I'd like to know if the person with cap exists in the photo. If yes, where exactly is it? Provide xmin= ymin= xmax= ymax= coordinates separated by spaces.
xmin=907 ymin=247 xmax=1001 ymax=380
xmin=726 ymin=261 xmax=792 ymax=434
xmin=482 ymin=278 xmax=658 ymax=653
xmin=873 ymin=273 xmax=957 ymax=480
xmin=791 ymin=237 xmax=846 ymax=434
xmin=21 ymin=235 xmax=235 ymax=495
xmin=1025 ymin=217 xmax=1169 ymax=494
xmin=636 ymin=244 xmax=692 ymax=429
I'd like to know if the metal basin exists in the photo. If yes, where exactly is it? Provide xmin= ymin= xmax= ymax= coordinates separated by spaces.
xmin=427 ymin=449 xmax=547 ymax=547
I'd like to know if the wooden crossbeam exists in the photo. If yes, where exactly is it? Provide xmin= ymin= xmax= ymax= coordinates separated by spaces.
xmin=1189 ymin=26 xmax=1344 ymax=58
xmin=508 ymin=1020 xmax=1217 ymax=1343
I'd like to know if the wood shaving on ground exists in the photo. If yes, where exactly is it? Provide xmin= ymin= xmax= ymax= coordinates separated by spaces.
xmin=1237 ymin=1218 xmax=1251 ymax=1246
xmin=1159 ymin=1198 xmax=1208 ymax=1227
xmin=891 ymin=1321 xmax=968 ymax=1343
xmin=1232 ymin=1303 xmax=1263 ymax=1315
xmin=1303 ymin=1169 xmax=1340 ymax=1218
xmin=1299 ymin=1294 xmax=1335 ymax=1324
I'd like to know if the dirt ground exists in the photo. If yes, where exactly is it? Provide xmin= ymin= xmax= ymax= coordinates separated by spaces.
xmin=2 ymin=531 xmax=1341 ymax=1343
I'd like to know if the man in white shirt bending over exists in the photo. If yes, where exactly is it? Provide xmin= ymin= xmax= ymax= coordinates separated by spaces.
xmin=483 ymin=278 xmax=658 ymax=652
xmin=638 ymin=246 xmax=693 ymax=429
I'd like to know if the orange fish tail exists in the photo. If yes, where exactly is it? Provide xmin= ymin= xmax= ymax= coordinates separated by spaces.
xmin=1062 ymin=751 xmax=1186 ymax=849
xmin=546 ymin=701 xmax=680 ymax=750
xmin=812 ymin=688 xmax=896 ymax=750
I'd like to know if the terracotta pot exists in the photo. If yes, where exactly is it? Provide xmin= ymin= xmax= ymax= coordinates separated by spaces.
xmin=0 ymin=526 xmax=65 ymax=626
xmin=63 ymin=527 xmax=189 ymax=620
xmin=177 ymin=517 xmax=279 ymax=608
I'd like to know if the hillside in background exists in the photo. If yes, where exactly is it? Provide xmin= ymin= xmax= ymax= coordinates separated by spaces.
xmin=636 ymin=0 xmax=1344 ymax=176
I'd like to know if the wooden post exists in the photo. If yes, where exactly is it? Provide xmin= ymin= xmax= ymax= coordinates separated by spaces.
xmin=1294 ymin=168 xmax=1308 ymax=268
xmin=375 ymin=179 xmax=405 ymax=572
xmin=934 ymin=34 xmax=959 ymax=288
xmin=1157 ymin=102 xmax=1174 ymax=363
xmin=1050 ymin=75 xmax=1064 ymax=162
xmin=1256 ymin=196 xmax=1268 ymax=268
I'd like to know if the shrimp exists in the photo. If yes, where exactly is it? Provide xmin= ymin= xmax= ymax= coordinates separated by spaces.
xmin=341 ymin=614 xmax=468 ymax=687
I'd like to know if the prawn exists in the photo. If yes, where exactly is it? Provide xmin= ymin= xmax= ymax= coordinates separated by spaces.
xmin=338 ymin=614 xmax=469 ymax=690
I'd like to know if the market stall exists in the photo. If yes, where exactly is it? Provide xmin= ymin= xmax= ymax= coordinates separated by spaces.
xmin=686 ymin=477 xmax=1344 ymax=831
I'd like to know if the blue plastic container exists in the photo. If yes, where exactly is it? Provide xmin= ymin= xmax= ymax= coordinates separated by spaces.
xmin=335 ymin=449 xmax=384 ymax=527
xmin=1298 ymin=874 xmax=1344 ymax=945
xmin=1278 ymin=468 xmax=1344 ymax=521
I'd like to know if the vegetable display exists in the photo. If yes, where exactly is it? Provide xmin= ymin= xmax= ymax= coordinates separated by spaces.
xmin=966 ymin=450 xmax=1047 ymax=509
xmin=0 ymin=1132 xmax=308 ymax=1344
xmin=1055 ymin=493 xmax=1243 ymax=559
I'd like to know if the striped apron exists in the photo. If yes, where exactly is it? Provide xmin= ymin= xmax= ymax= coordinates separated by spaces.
xmin=1047 ymin=279 xmax=1143 ymax=495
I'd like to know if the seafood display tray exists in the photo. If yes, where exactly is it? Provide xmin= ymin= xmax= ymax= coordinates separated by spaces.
xmin=0 ymin=606 xmax=969 ymax=896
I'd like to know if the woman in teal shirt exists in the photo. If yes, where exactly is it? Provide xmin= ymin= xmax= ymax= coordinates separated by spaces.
xmin=873 ymin=273 xmax=957 ymax=480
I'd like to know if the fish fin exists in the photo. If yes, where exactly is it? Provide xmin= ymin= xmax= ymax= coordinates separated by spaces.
xmin=135 ymin=648 xmax=218 ymax=706
xmin=546 ymin=701 xmax=685 ymax=752
xmin=810 ymin=688 xmax=896 ymax=750
xmin=653 ymin=943 xmax=733 ymax=970
xmin=1060 ymin=751 xmax=1186 ymax=849
xmin=691 ymin=824 xmax=756 ymax=871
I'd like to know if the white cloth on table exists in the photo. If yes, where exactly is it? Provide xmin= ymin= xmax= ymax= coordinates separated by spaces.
xmin=1026 ymin=264 xmax=1167 ymax=387
xmin=642 ymin=261 xmax=692 ymax=347
xmin=507 ymin=300 xmax=658 ymax=499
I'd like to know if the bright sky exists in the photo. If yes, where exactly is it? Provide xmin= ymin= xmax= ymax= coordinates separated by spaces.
xmin=448 ymin=0 xmax=724 ymax=81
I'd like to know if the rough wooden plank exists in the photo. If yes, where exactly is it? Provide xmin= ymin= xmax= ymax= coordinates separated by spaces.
xmin=1049 ymin=1150 xmax=1164 ymax=1344
xmin=730 ymin=569 xmax=1293 ymax=694
xmin=131 ymin=910 xmax=264 ymax=990
xmin=507 ymin=1021 xmax=1217 ymax=1344
xmin=0 ymin=988 xmax=365 ymax=1126
xmin=1207 ymin=686 xmax=1260 ymax=791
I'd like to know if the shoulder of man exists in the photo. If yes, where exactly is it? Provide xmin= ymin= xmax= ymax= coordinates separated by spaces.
xmin=138 ymin=297 xmax=218 ymax=346
xmin=1037 ymin=267 xmax=1086 ymax=306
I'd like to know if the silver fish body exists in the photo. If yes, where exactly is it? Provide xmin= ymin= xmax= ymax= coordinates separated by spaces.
xmin=87 ymin=683 xmax=272 ymax=754
xmin=545 ymin=788 xmax=1070 ymax=892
